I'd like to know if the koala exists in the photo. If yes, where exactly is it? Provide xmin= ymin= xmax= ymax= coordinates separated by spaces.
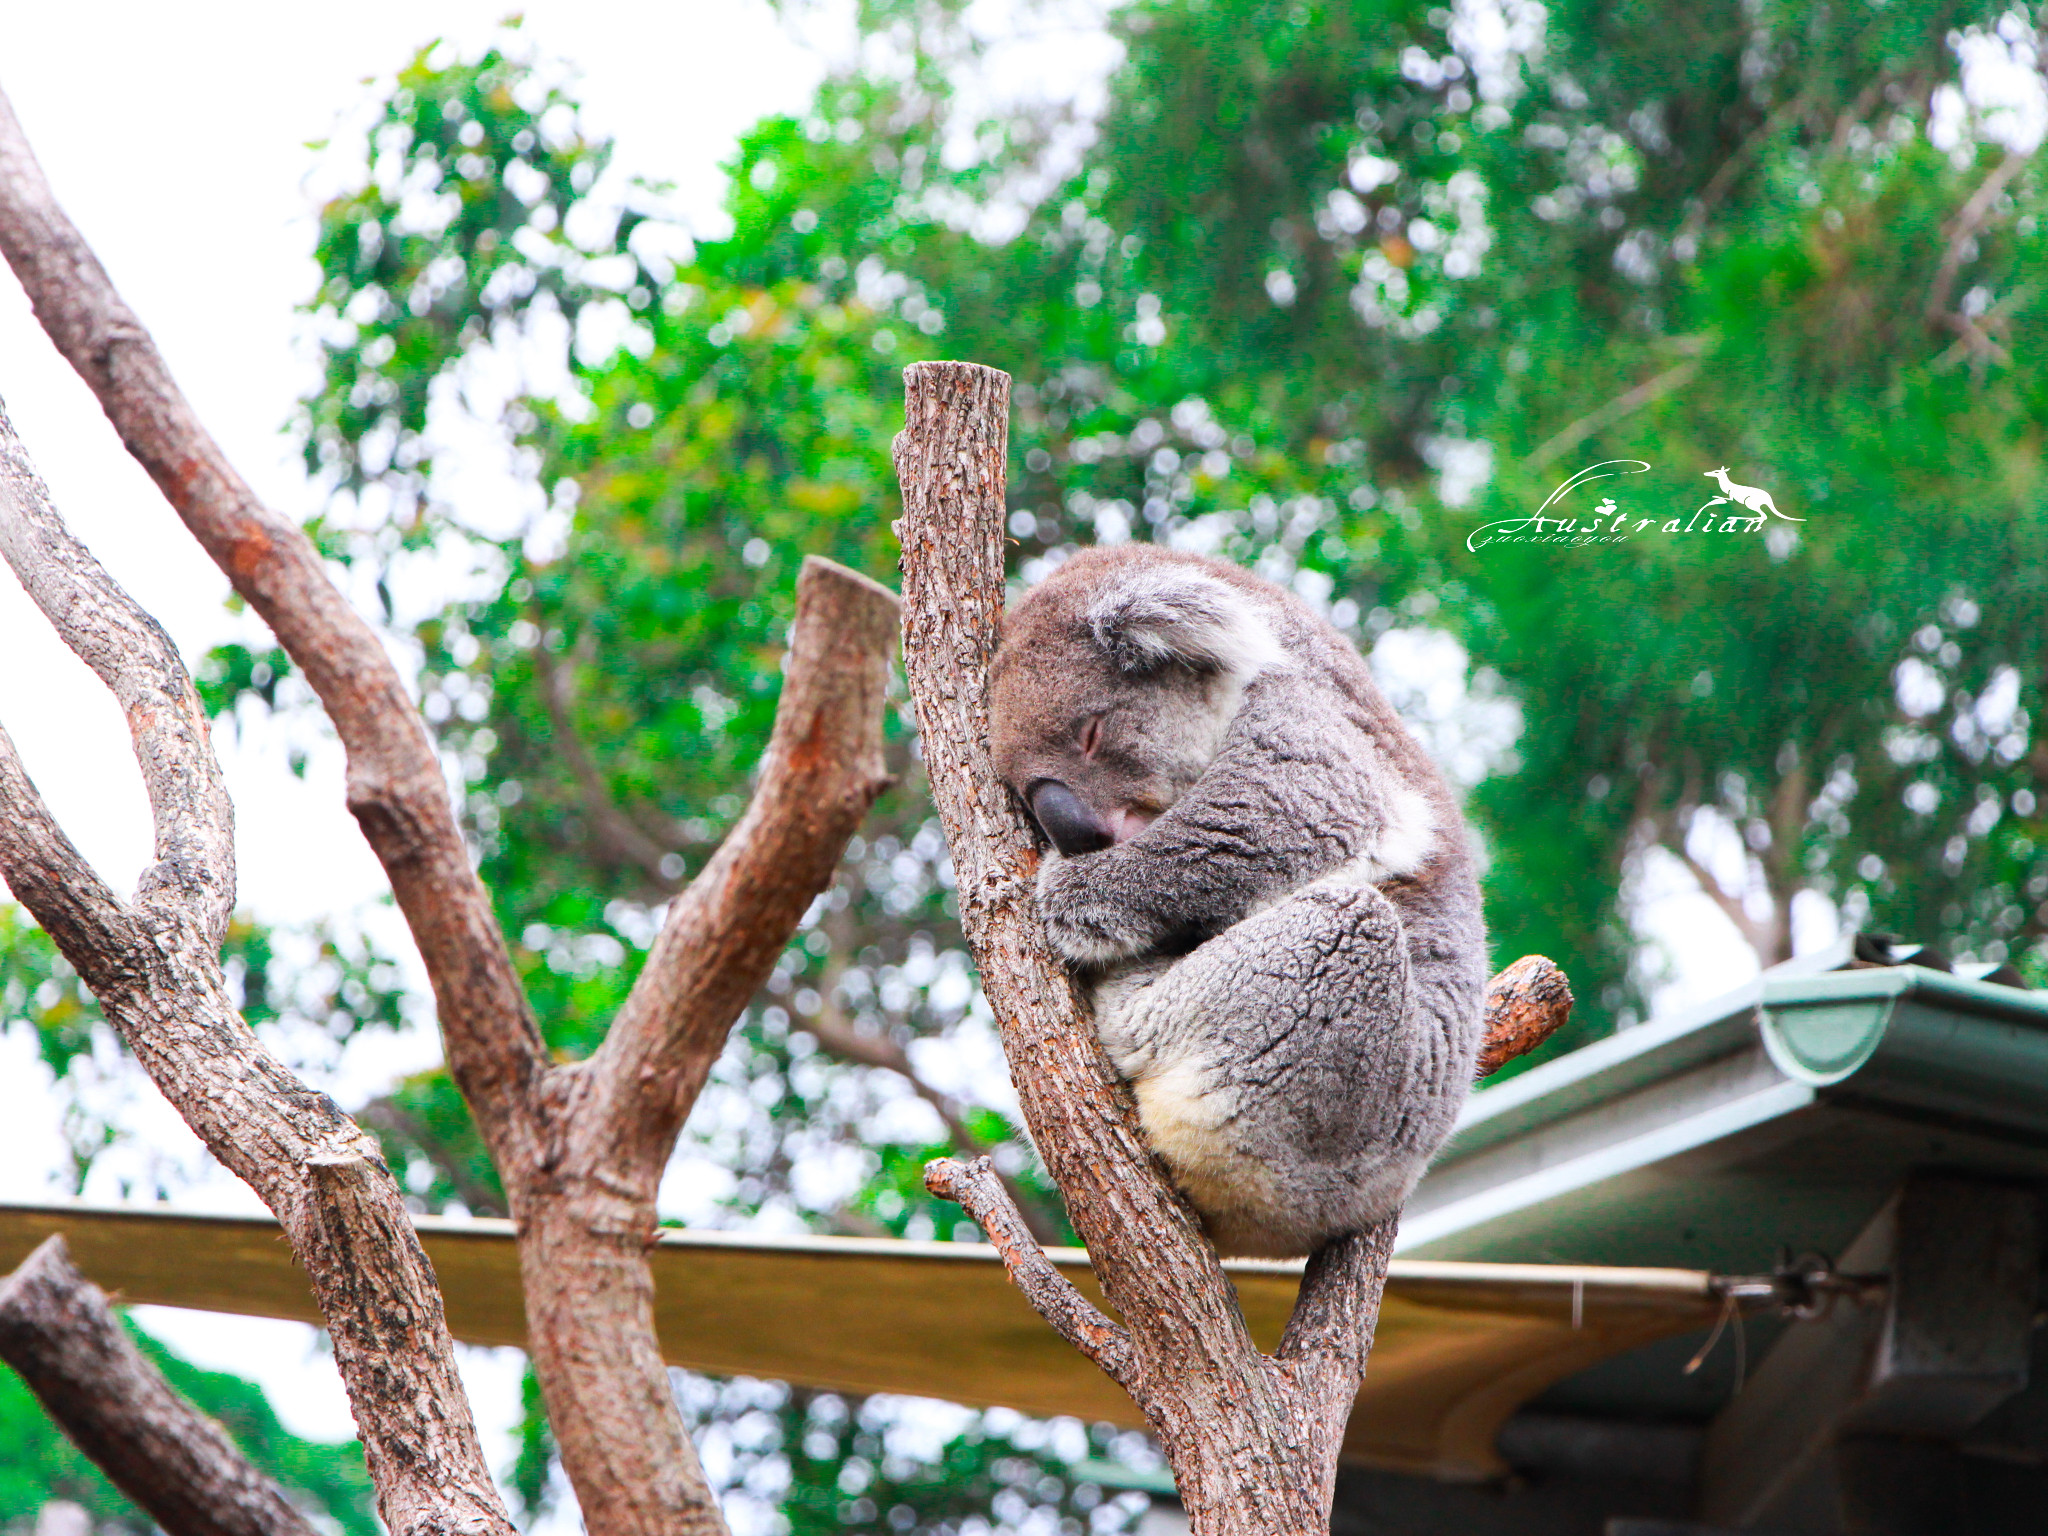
xmin=988 ymin=545 xmax=1487 ymax=1258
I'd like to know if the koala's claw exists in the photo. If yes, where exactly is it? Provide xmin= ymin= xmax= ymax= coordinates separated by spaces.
xmin=1041 ymin=909 xmax=1141 ymax=968
xmin=1035 ymin=855 xmax=1149 ymax=966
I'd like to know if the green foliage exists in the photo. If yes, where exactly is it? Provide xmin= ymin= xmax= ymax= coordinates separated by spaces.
xmin=362 ymin=1065 xmax=508 ymax=1216
xmin=747 ymin=0 xmax=2048 ymax=1042
xmin=291 ymin=31 xmax=1032 ymax=1246
xmin=0 ymin=1321 xmax=375 ymax=1534
xmin=267 ymin=2 xmax=2048 ymax=1503
xmin=301 ymin=23 xmax=617 ymax=529
xmin=512 ymin=1360 xmax=557 ymax=1524
xmin=672 ymin=1378 xmax=1153 ymax=1536
xmin=193 ymin=642 xmax=294 ymax=719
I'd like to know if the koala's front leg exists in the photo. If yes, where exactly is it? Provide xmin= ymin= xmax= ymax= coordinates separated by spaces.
xmin=1035 ymin=849 xmax=1149 ymax=965
xmin=1034 ymin=840 xmax=1236 ymax=966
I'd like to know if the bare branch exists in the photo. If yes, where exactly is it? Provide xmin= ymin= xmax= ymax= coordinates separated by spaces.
xmin=0 ymin=1236 xmax=323 ymax=1536
xmin=532 ymin=641 xmax=682 ymax=889
xmin=0 ymin=82 xmax=548 ymax=1163
xmin=896 ymin=361 xmax=1371 ymax=1533
xmin=1660 ymin=807 xmax=1776 ymax=960
xmin=805 ymin=960 xmax=1066 ymax=1245
xmin=925 ymin=1157 xmax=1136 ymax=1387
xmin=1673 ymin=837 xmax=1770 ymax=954
xmin=1276 ymin=1223 xmax=1397 ymax=1372
xmin=593 ymin=556 xmax=898 ymax=1173
xmin=894 ymin=362 xmax=1222 ymax=1293
xmin=0 ymin=412 xmax=508 ymax=1535
xmin=1926 ymin=149 xmax=2029 ymax=329
xmin=1269 ymin=1221 xmax=1400 ymax=1516
xmin=0 ymin=405 xmax=233 ymax=945
xmin=1673 ymin=90 xmax=1816 ymax=249
xmin=355 ymin=1093 xmax=506 ymax=1219
xmin=1521 ymin=360 xmax=1699 ymax=473
xmin=1475 ymin=956 xmax=1575 ymax=1077
xmin=0 ymin=81 xmax=903 ymax=1536
xmin=1826 ymin=75 xmax=1892 ymax=158
xmin=0 ymin=723 xmax=131 ymax=967
xmin=508 ymin=557 xmax=894 ymax=1536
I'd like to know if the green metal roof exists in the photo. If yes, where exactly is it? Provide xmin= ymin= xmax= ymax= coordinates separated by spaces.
xmin=1407 ymin=955 xmax=2048 ymax=1273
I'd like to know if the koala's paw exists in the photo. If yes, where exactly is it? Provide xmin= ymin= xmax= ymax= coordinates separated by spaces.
xmin=1035 ymin=853 xmax=1151 ymax=967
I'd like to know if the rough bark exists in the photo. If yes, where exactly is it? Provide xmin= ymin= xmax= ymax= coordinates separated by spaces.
xmin=515 ymin=556 xmax=896 ymax=1536
xmin=0 ymin=82 xmax=900 ymax=1536
xmin=895 ymin=361 xmax=1394 ymax=1535
xmin=895 ymin=362 xmax=1579 ymax=1531
xmin=1475 ymin=955 xmax=1574 ymax=1077
xmin=0 ymin=411 xmax=508 ymax=1536
xmin=0 ymin=81 xmax=547 ymax=1181
xmin=0 ymin=1236 xmax=323 ymax=1536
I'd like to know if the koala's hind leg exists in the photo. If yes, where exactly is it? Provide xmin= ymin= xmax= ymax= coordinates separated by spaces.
xmin=1089 ymin=881 xmax=1448 ymax=1257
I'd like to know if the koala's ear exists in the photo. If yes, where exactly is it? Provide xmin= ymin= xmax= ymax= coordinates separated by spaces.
xmin=1085 ymin=567 xmax=1288 ymax=678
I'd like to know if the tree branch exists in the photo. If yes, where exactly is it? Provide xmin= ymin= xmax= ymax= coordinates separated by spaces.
xmin=805 ymin=990 xmax=1066 ymax=1245
xmin=531 ymin=640 xmax=683 ymax=890
xmin=1475 ymin=955 xmax=1575 ymax=1076
xmin=1272 ymin=1221 xmax=1400 ymax=1511
xmin=0 ymin=82 xmax=909 ymax=1536
xmin=0 ymin=407 xmax=510 ymax=1536
xmin=0 ymin=410 xmax=233 ymax=947
xmin=1662 ymin=808 xmax=1776 ymax=960
xmin=355 ymin=1092 xmax=507 ymax=1218
xmin=924 ymin=1157 xmax=1135 ymax=1387
xmin=1673 ymin=90 xmax=1816 ymax=250
xmin=1521 ymin=359 xmax=1700 ymax=473
xmin=509 ymin=557 xmax=897 ymax=1536
xmin=0 ymin=82 xmax=548 ymax=1169
xmin=0 ymin=722 xmax=131 ymax=968
xmin=896 ymin=361 xmax=1359 ymax=1533
xmin=1925 ymin=148 xmax=2029 ymax=330
xmin=590 ymin=556 xmax=899 ymax=1175
xmin=0 ymin=1236 xmax=324 ymax=1536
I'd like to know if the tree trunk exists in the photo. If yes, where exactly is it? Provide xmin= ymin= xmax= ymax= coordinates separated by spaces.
xmin=893 ymin=360 xmax=1391 ymax=1534
xmin=892 ymin=360 xmax=1576 ymax=1532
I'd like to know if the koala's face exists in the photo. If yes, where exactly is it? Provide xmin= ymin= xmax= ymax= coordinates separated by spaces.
xmin=990 ymin=647 xmax=1231 ymax=855
xmin=989 ymin=550 xmax=1280 ymax=857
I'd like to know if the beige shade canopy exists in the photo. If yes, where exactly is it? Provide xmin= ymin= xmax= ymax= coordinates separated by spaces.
xmin=0 ymin=1201 xmax=1719 ymax=1481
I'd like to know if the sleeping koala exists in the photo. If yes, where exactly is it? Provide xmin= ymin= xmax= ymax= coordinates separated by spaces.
xmin=989 ymin=545 xmax=1487 ymax=1258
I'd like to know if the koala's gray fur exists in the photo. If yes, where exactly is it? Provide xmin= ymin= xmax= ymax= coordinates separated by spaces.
xmin=989 ymin=545 xmax=1487 ymax=1258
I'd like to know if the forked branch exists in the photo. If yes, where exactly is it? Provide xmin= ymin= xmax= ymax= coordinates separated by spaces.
xmin=0 ymin=408 xmax=509 ymax=1535
xmin=894 ymin=362 xmax=1580 ymax=1533
xmin=924 ymin=1157 xmax=1135 ymax=1386
xmin=894 ymin=361 xmax=1375 ymax=1534
xmin=592 ymin=556 xmax=899 ymax=1179
xmin=0 ymin=83 xmax=547 ymax=1171
xmin=0 ymin=73 xmax=901 ymax=1536
xmin=0 ymin=413 xmax=232 ymax=949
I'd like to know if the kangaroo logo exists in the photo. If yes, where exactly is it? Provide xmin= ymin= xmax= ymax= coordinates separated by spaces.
xmin=1467 ymin=458 xmax=1814 ymax=550
xmin=1703 ymin=467 xmax=1800 ymax=522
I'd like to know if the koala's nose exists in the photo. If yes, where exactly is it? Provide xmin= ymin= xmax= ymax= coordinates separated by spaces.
xmin=1027 ymin=781 xmax=1114 ymax=856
